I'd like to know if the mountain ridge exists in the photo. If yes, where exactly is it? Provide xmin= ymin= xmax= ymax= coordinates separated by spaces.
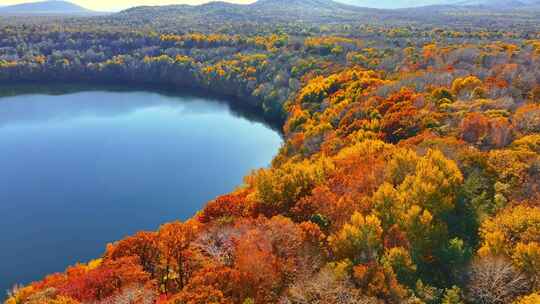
xmin=339 ymin=0 xmax=540 ymax=8
xmin=119 ymin=0 xmax=377 ymax=24
xmin=0 ymin=0 xmax=98 ymax=15
xmin=111 ymin=0 xmax=540 ymax=30
xmin=119 ymin=0 xmax=540 ymax=14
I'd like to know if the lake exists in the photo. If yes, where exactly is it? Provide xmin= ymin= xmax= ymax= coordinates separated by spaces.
xmin=0 ymin=88 xmax=282 ymax=295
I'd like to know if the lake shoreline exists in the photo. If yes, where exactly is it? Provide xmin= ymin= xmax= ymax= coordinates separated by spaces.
xmin=0 ymin=81 xmax=285 ymax=135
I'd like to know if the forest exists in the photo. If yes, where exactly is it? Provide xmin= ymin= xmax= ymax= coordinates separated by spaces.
xmin=2 ymin=2 xmax=540 ymax=304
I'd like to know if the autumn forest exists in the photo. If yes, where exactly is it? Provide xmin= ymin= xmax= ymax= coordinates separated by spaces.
xmin=3 ymin=0 xmax=540 ymax=304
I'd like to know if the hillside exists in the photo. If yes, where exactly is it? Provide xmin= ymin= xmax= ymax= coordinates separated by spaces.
xmin=111 ymin=0 xmax=540 ymax=31
xmin=117 ymin=0 xmax=378 ymax=25
xmin=0 ymin=0 xmax=95 ymax=15
xmin=3 ymin=16 xmax=540 ymax=304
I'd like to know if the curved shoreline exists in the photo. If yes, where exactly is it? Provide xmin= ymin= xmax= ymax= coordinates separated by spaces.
xmin=0 ymin=81 xmax=286 ymax=134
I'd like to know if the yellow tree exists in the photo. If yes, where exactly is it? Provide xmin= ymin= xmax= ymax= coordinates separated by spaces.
xmin=329 ymin=212 xmax=383 ymax=263
xmin=479 ymin=205 xmax=540 ymax=288
xmin=514 ymin=293 xmax=540 ymax=304
xmin=399 ymin=149 xmax=463 ymax=217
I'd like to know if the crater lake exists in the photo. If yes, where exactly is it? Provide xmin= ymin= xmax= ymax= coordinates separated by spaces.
xmin=0 ymin=87 xmax=282 ymax=293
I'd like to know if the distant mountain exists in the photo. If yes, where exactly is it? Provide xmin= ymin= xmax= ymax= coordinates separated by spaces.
xmin=336 ymin=0 xmax=454 ymax=9
xmin=119 ymin=0 xmax=377 ymax=24
xmin=337 ymin=0 xmax=540 ymax=9
xmin=0 ymin=0 xmax=96 ymax=15
xmin=255 ymin=0 xmax=355 ymax=9
xmin=249 ymin=0 xmax=372 ymax=20
xmin=112 ymin=0 xmax=540 ymax=31
xmin=453 ymin=0 xmax=540 ymax=8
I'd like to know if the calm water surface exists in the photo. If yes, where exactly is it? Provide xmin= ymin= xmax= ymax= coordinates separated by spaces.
xmin=0 ymin=89 xmax=282 ymax=294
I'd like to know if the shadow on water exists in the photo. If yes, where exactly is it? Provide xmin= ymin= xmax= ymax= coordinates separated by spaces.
xmin=0 ymin=83 xmax=285 ymax=135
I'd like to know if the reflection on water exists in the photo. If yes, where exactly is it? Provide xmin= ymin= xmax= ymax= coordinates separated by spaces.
xmin=0 ymin=88 xmax=282 ymax=294
xmin=0 ymin=85 xmax=283 ymax=132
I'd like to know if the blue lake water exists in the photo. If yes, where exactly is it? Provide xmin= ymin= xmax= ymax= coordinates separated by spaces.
xmin=0 ymin=89 xmax=282 ymax=294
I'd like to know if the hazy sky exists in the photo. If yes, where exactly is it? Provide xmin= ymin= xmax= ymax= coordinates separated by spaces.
xmin=1 ymin=0 xmax=256 ymax=12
